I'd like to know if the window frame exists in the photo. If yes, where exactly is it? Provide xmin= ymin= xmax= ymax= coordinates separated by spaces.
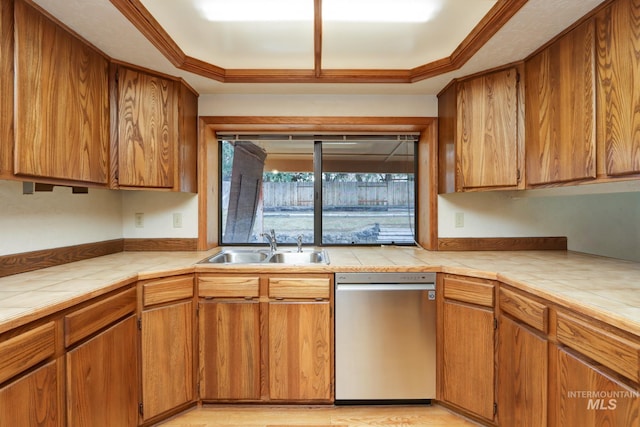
xmin=218 ymin=136 xmax=418 ymax=247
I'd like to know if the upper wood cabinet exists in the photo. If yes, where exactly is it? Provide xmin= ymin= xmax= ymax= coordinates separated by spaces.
xmin=13 ymin=0 xmax=110 ymax=185
xmin=113 ymin=65 xmax=197 ymax=192
xmin=525 ymin=19 xmax=597 ymax=186
xmin=596 ymin=0 xmax=640 ymax=178
xmin=0 ymin=0 xmax=13 ymax=179
xmin=438 ymin=66 xmax=524 ymax=193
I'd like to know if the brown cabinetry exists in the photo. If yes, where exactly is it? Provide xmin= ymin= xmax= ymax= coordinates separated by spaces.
xmin=66 ymin=316 xmax=138 ymax=427
xmin=113 ymin=66 xmax=197 ymax=192
xmin=0 ymin=321 xmax=60 ymax=427
xmin=13 ymin=0 xmax=110 ymax=185
xmin=0 ymin=361 xmax=61 ymax=427
xmin=0 ymin=0 xmax=13 ymax=178
xmin=197 ymin=273 xmax=333 ymax=403
xmin=64 ymin=288 xmax=138 ymax=427
xmin=438 ymin=66 xmax=523 ymax=193
xmin=497 ymin=287 xmax=549 ymax=427
xmin=268 ymin=276 xmax=331 ymax=401
xmin=438 ymin=275 xmax=496 ymax=422
xmin=553 ymin=346 xmax=639 ymax=427
xmin=140 ymin=274 xmax=195 ymax=421
xmin=525 ymin=19 xmax=596 ymax=186
xmin=198 ymin=276 xmax=261 ymax=400
xmin=596 ymin=0 xmax=640 ymax=178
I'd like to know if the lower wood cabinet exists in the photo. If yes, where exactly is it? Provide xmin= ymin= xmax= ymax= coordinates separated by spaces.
xmin=140 ymin=275 xmax=195 ymax=422
xmin=199 ymin=300 xmax=261 ymax=400
xmin=497 ymin=315 xmax=548 ymax=427
xmin=66 ymin=315 xmax=138 ymax=427
xmin=497 ymin=287 xmax=549 ymax=427
xmin=0 ymin=360 xmax=61 ymax=427
xmin=439 ymin=275 xmax=496 ymax=422
xmin=268 ymin=300 xmax=331 ymax=401
xmin=64 ymin=287 xmax=138 ymax=427
xmin=553 ymin=346 xmax=640 ymax=427
xmin=198 ymin=273 xmax=333 ymax=403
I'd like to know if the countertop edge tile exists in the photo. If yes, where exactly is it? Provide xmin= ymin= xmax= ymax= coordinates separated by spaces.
xmin=0 ymin=248 xmax=638 ymax=337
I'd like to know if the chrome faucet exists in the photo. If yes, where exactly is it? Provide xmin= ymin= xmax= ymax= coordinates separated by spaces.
xmin=261 ymin=229 xmax=277 ymax=252
xmin=296 ymin=234 xmax=303 ymax=252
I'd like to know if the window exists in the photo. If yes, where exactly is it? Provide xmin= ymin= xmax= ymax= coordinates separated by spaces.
xmin=219 ymin=134 xmax=417 ymax=246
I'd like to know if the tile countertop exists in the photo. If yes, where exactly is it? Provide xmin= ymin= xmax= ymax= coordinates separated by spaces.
xmin=0 ymin=247 xmax=638 ymax=337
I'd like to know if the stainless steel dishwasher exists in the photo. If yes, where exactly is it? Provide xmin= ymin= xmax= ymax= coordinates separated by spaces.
xmin=335 ymin=272 xmax=436 ymax=403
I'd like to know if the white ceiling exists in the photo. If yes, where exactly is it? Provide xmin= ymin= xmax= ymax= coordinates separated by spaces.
xmin=139 ymin=0 xmax=497 ymax=70
xmin=32 ymin=0 xmax=606 ymax=95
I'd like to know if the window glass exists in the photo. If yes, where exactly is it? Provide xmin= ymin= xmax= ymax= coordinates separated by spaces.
xmin=321 ymin=138 xmax=415 ymax=244
xmin=220 ymin=138 xmax=314 ymax=245
xmin=220 ymin=135 xmax=416 ymax=246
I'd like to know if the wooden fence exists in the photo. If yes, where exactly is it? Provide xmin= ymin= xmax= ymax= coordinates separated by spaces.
xmin=260 ymin=181 xmax=414 ymax=208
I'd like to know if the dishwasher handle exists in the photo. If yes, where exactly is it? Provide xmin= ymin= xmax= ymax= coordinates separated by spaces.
xmin=336 ymin=283 xmax=435 ymax=292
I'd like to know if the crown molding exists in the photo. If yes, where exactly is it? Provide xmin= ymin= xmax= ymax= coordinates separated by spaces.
xmin=109 ymin=0 xmax=528 ymax=84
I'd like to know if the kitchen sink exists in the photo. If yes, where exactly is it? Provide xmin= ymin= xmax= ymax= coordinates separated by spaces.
xmin=267 ymin=250 xmax=329 ymax=264
xmin=200 ymin=249 xmax=270 ymax=264
xmin=198 ymin=249 xmax=329 ymax=265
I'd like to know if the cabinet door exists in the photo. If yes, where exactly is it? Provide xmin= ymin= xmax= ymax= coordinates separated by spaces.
xmin=141 ymin=301 xmax=193 ymax=420
xmin=14 ymin=0 xmax=109 ymax=184
xmin=596 ymin=0 xmax=640 ymax=177
xmin=199 ymin=301 xmax=261 ymax=400
xmin=458 ymin=67 xmax=520 ymax=189
xmin=66 ymin=315 xmax=138 ymax=427
xmin=497 ymin=315 xmax=548 ymax=427
xmin=554 ymin=346 xmax=640 ymax=427
xmin=526 ymin=19 xmax=596 ymax=185
xmin=0 ymin=0 xmax=13 ymax=178
xmin=441 ymin=299 xmax=495 ymax=421
xmin=268 ymin=301 xmax=331 ymax=401
xmin=0 ymin=360 xmax=61 ymax=427
xmin=118 ymin=67 xmax=176 ymax=188
xmin=177 ymin=83 xmax=198 ymax=193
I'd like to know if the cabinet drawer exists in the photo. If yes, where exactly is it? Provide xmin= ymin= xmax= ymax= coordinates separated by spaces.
xmin=0 ymin=322 xmax=56 ymax=383
xmin=499 ymin=287 xmax=548 ymax=333
xmin=556 ymin=312 xmax=640 ymax=383
xmin=143 ymin=275 xmax=194 ymax=307
xmin=269 ymin=277 xmax=331 ymax=300
xmin=198 ymin=276 xmax=260 ymax=298
xmin=64 ymin=287 xmax=136 ymax=347
xmin=443 ymin=276 xmax=495 ymax=307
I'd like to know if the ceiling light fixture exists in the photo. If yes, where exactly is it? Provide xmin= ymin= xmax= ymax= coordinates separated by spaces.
xmin=324 ymin=0 xmax=442 ymax=23
xmin=197 ymin=0 xmax=313 ymax=22
xmin=197 ymin=0 xmax=441 ymax=23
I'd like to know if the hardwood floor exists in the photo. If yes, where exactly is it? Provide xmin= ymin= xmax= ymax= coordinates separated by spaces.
xmin=157 ymin=404 xmax=479 ymax=426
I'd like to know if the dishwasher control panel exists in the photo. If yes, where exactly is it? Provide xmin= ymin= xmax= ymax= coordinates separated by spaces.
xmin=335 ymin=271 xmax=436 ymax=284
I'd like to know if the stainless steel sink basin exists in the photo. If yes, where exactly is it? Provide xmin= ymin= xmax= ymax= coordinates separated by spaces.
xmin=200 ymin=249 xmax=270 ymax=264
xmin=199 ymin=249 xmax=329 ymax=265
xmin=267 ymin=250 xmax=329 ymax=264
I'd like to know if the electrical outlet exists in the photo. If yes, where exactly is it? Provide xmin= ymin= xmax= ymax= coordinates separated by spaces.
xmin=173 ymin=213 xmax=183 ymax=228
xmin=455 ymin=212 xmax=464 ymax=228
xmin=134 ymin=213 xmax=144 ymax=228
